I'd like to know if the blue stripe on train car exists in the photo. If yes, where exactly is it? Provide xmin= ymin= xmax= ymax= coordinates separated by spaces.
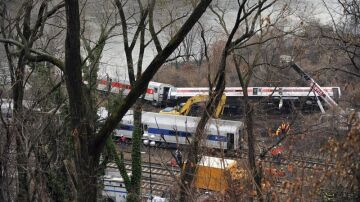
xmin=103 ymin=189 xmax=128 ymax=194
xmin=117 ymin=124 xmax=228 ymax=142
xmin=148 ymin=127 xmax=192 ymax=137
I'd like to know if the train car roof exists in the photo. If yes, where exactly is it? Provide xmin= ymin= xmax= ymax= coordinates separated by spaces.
xmin=122 ymin=110 xmax=243 ymax=132
xmin=148 ymin=81 xmax=174 ymax=87
xmin=171 ymin=86 xmax=341 ymax=97
xmin=198 ymin=156 xmax=237 ymax=169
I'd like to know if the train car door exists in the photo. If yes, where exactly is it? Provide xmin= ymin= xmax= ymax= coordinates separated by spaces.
xmin=332 ymin=87 xmax=339 ymax=103
xmin=152 ymin=87 xmax=159 ymax=105
xmin=227 ymin=133 xmax=234 ymax=150
xmin=162 ymin=86 xmax=170 ymax=102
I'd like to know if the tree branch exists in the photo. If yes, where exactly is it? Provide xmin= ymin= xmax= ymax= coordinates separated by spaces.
xmin=0 ymin=38 xmax=64 ymax=70
xmin=149 ymin=0 xmax=162 ymax=52
xmin=93 ymin=0 xmax=213 ymax=155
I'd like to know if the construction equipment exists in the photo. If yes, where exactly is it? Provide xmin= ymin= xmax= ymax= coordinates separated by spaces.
xmin=159 ymin=94 xmax=226 ymax=118
xmin=281 ymin=55 xmax=359 ymax=130
xmin=280 ymin=55 xmax=343 ymax=114
xmin=189 ymin=156 xmax=247 ymax=193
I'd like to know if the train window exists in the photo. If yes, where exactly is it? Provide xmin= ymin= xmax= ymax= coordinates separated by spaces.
xmin=227 ymin=133 xmax=234 ymax=150
xmin=332 ymin=87 xmax=339 ymax=102
xmin=253 ymin=88 xmax=258 ymax=95
xmin=143 ymin=124 xmax=148 ymax=131
xmin=105 ymin=197 xmax=116 ymax=202
xmin=188 ymin=104 xmax=204 ymax=117
xmin=182 ymin=132 xmax=191 ymax=137
xmin=169 ymin=131 xmax=177 ymax=136
xmin=238 ymin=130 xmax=243 ymax=150
xmin=118 ymin=124 xmax=131 ymax=130
xmin=154 ymin=88 xmax=158 ymax=93
xmin=278 ymin=88 xmax=283 ymax=95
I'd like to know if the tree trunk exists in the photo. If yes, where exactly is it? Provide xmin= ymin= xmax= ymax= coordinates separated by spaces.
xmin=14 ymin=12 xmax=30 ymax=200
xmin=64 ymin=0 xmax=99 ymax=201
xmin=63 ymin=0 xmax=213 ymax=201
xmin=180 ymin=48 xmax=226 ymax=201
xmin=356 ymin=173 xmax=360 ymax=202
xmin=76 ymin=160 xmax=99 ymax=202
xmin=127 ymin=101 xmax=143 ymax=201
xmin=14 ymin=51 xmax=29 ymax=202
xmin=14 ymin=73 xmax=29 ymax=202
xmin=16 ymin=130 xmax=29 ymax=202
xmin=94 ymin=0 xmax=213 ymax=154
xmin=243 ymin=90 xmax=262 ymax=201
xmin=232 ymin=56 xmax=261 ymax=201
xmin=233 ymin=51 xmax=263 ymax=201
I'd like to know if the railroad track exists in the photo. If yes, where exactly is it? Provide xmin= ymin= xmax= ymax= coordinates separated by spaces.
xmin=107 ymin=160 xmax=180 ymax=196
xmin=236 ymin=150 xmax=335 ymax=169
xmin=159 ymin=146 xmax=333 ymax=168
xmin=118 ymin=145 xmax=335 ymax=170
xmin=106 ymin=152 xmax=337 ymax=197
xmin=109 ymin=144 xmax=336 ymax=197
xmin=107 ymin=142 xmax=346 ymax=201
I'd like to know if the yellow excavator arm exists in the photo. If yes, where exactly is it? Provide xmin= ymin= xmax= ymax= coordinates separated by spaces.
xmin=160 ymin=94 xmax=226 ymax=118
xmin=214 ymin=94 xmax=226 ymax=118
xmin=178 ymin=95 xmax=209 ymax=115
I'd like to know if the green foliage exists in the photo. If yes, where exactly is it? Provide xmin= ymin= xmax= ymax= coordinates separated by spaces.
xmin=129 ymin=109 xmax=143 ymax=200
xmin=82 ymin=24 xmax=109 ymax=92
xmin=104 ymin=108 xmax=143 ymax=202
xmin=105 ymin=138 xmax=131 ymax=189
xmin=106 ymin=92 xmax=125 ymax=113
xmin=29 ymin=62 xmax=63 ymax=109
xmin=103 ymin=95 xmax=144 ymax=201
xmin=45 ymin=165 xmax=72 ymax=202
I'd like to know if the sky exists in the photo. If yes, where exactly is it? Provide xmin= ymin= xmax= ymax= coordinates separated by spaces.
xmin=90 ymin=0 xmax=343 ymax=80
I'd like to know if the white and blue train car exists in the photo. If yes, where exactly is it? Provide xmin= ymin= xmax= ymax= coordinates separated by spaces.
xmin=102 ymin=172 xmax=168 ymax=202
xmin=114 ymin=110 xmax=243 ymax=150
xmin=102 ymin=175 xmax=127 ymax=202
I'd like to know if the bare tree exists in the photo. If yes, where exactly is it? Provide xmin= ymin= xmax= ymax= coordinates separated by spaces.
xmin=319 ymin=0 xmax=360 ymax=78
xmin=0 ymin=1 xmax=65 ymax=201
xmin=62 ymin=0 xmax=212 ymax=201
xmin=111 ymin=0 xmax=150 ymax=200
xmin=0 ymin=0 xmax=212 ymax=201
xmin=179 ymin=0 xmax=281 ymax=201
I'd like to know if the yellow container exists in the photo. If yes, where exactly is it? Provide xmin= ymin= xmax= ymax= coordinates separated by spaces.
xmin=194 ymin=156 xmax=237 ymax=193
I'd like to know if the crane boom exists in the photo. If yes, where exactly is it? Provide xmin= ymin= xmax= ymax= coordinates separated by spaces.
xmin=281 ymin=55 xmax=360 ymax=131
xmin=290 ymin=63 xmax=340 ymax=110
xmin=280 ymin=55 xmax=344 ymax=114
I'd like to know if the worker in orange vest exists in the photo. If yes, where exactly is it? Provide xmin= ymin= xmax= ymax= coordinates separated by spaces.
xmin=287 ymin=164 xmax=294 ymax=177
xmin=275 ymin=122 xmax=290 ymax=141
xmin=118 ymin=135 xmax=126 ymax=150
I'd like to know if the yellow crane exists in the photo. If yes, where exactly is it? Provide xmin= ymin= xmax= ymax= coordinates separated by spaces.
xmin=159 ymin=94 xmax=226 ymax=118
